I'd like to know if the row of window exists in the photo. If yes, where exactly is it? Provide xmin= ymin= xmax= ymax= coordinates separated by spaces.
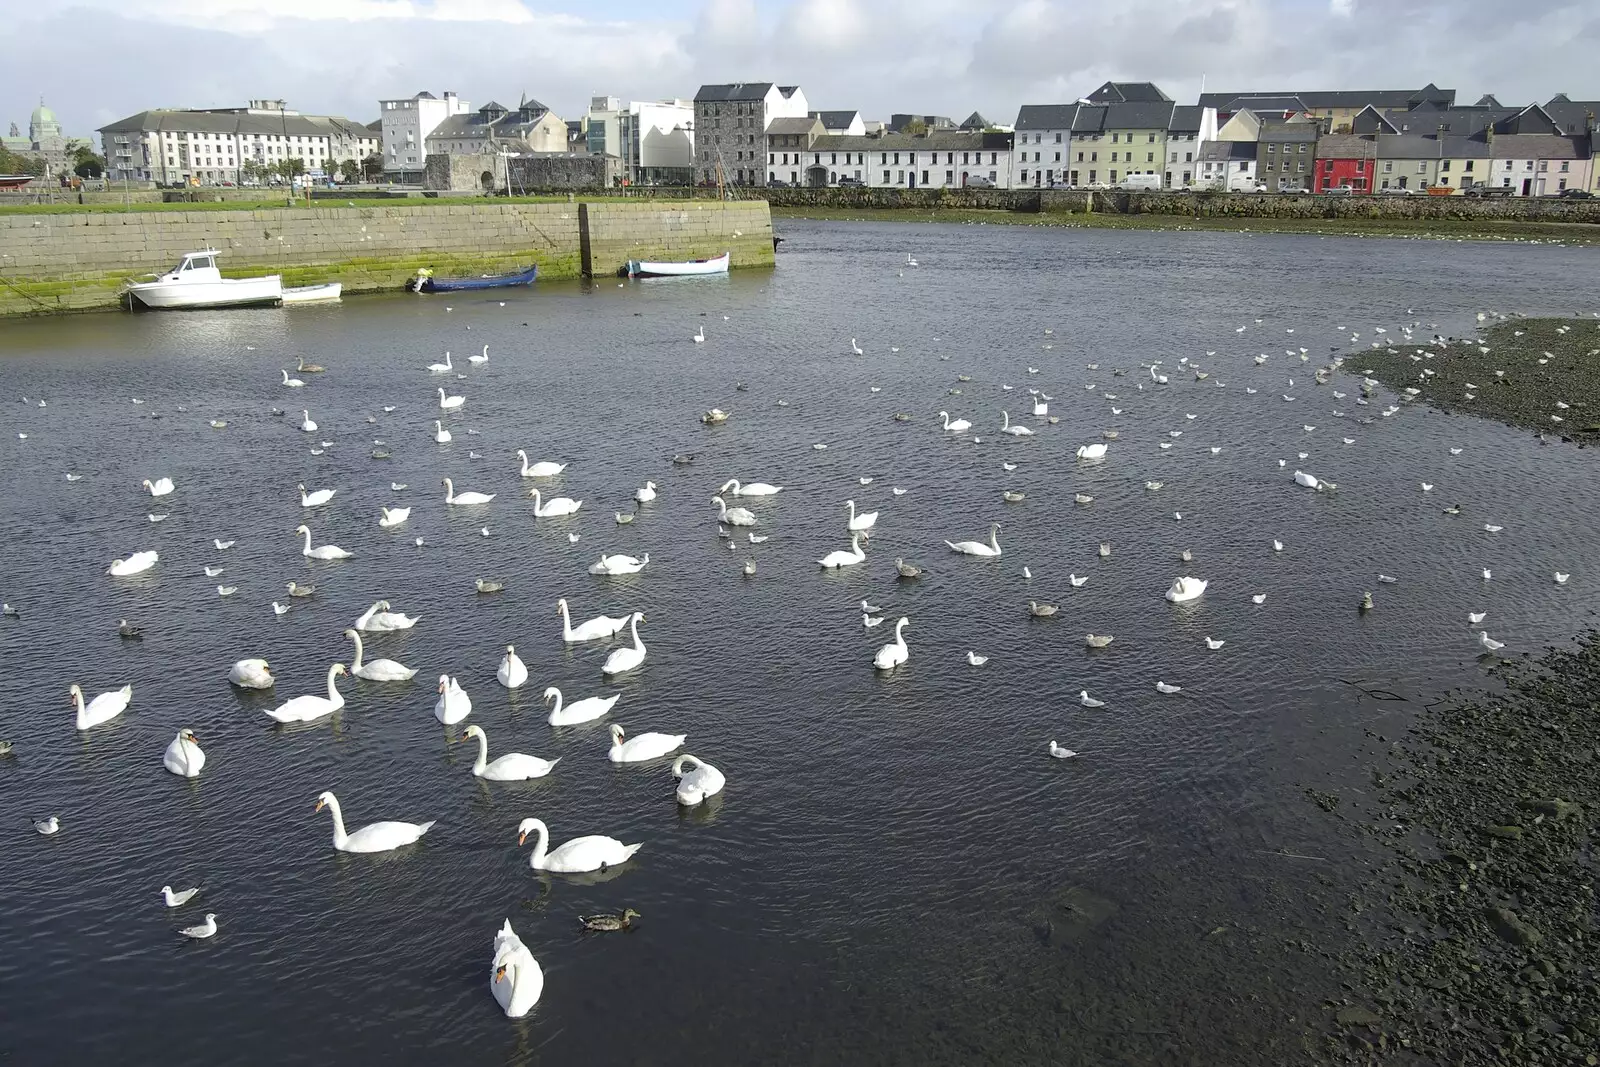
xmin=1021 ymin=131 xmax=1195 ymax=143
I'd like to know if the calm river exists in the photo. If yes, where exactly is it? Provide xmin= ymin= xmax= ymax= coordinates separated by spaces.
xmin=1 ymin=220 xmax=1596 ymax=1065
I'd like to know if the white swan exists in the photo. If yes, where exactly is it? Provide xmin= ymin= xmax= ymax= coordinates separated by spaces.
xmin=345 ymin=628 xmax=417 ymax=681
xmin=529 ymin=488 xmax=581 ymax=517
xmin=299 ymin=483 xmax=336 ymax=507
xmin=635 ymin=481 xmax=657 ymax=502
xmin=844 ymin=499 xmax=878 ymax=532
xmin=712 ymin=495 xmax=758 ymax=526
xmin=71 ymin=683 xmax=132 ymax=729
xmin=299 ymin=410 xmax=317 ymax=432
xmin=872 ymin=617 xmax=909 ymax=670
xmin=517 ymin=451 xmax=566 ymax=477
xmin=672 ymin=754 xmax=726 ymax=804
xmin=1032 ymin=399 xmax=1048 ymax=416
xmin=518 ymin=816 xmax=641 ymax=872
xmin=817 ymin=533 xmax=866 ymax=569
xmin=379 ymin=506 xmax=410 ymax=528
xmin=543 ymin=685 xmax=619 ymax=725
xmin=462 ymin=724 xmax=556 ymax=781
xmin=443 ymin=478 xmax=495 ymax=506
xmin=1076 ymin=443 xmax=1108 ymax=460
xmin=601 ymin=613 xmax=647 ymax=675
xmin=353 ymin=600 xmax=420 ymax=632
xmin=1000 ymin=411 xmax=1034 ymax=437
xmin=945 ymin=524 xmax=1002 ymax=557
xmin=491 ymin=920 xmax=543 ymax=1018
xmin=315 ymin=790 xmax=435 ymax=853
xmin=433 ymin=420 xmax=452 ymax=443
xmin=1165 ymin=576 xmax=1208 ymax=603
xmin=107 ymin=550 xmax=159 ymax=576
xmin=437 ymin=388 xmax=465 ymax=410
xmin=469 ymin=344 xmax=489 ymax=365
xmin=588 ymin=553 xmax=648 ymax=575
xmin=296 ymin=525 xmax=353 ymax=560
xmin=938 ymin=410 xmax=971 ymax=433
xmin=142 ymin=477 xmax=174 ymax=497
xmin=434 ymin=674 xmax=472 ymax=724
xmin=719 ymin=479 xmax=783 ymax=497
xmin=557 ymin=598 xmax=629 ymax=642
xmin=426 ymin=351 xmax=453 ymax=374
xmin=227 ymin=658 xmax=274 ymax=689
xmin=607 ymin=722 xmax=685 ymax=763
xmin=265 ymin=664 xmax=347 ymax=723
xmin=163 ymin=729 xmax=205 ymax=777
xmin=281 ymin=368 xmax=305 ymax=388
xmin=497 ymin=645 xmax=528 ymax=689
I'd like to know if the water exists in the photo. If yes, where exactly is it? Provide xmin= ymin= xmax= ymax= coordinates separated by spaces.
xmin=2 ymin=221 xmax=1597 ymax=1064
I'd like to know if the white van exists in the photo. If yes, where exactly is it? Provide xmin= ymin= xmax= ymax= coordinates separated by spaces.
xmin=1118 ymin=173 xmax=1163 ymax=191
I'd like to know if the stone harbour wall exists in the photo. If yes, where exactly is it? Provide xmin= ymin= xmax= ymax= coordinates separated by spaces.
xmin=580 ymin=200 xmax=775 ymax=277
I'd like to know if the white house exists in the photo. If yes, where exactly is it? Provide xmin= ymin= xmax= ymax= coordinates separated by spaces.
xmin=1010 ymin=104 xmax=1079 ymax=188
xmin=811 ymin=110 xmax=866 ymax=136
xmin=791 ymin=130 xmax=1012 ymax=189
xmin=380 ymin=90 xmax=470 ymax=181
xmin=1164 ymin=105 xmax=1218 ymax=188
xmin=1195 ymin=141 xmax=1260 ymax=191
xmin=693 ymin=83 xmax=809 ymax=186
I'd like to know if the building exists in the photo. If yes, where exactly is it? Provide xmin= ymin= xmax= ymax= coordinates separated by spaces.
xmin=1069 ymin=101 xmax=1176 ymax=187
xmin=1256 ymin=118 xmax=1319 ymax=191
xmin=98 ymin=100 xmax=380 ymax=185
xmin=584 ymin=97 xmax=695 ymax=185
xmin=4 ymin=98 xmax=83 ymax=177
xmin=1010 ymin=104 xmax=1078 ymax=188
xmin=379 ymin=90 xmax=470 ymax=181
xmin=425 ymin=99 xmax=567 ymax=157
xmin=692 ymin=83 xmax=809 ymax=186
xmin=781 ymin=129 xmax=1011 ymax=188
xmin=1195 ymin=141 xmax=1259 ymax=191
xmin=1164 ymin=105 xmax=1217 ymax=188
xmin=1311 ymin=133 xmax=1378 ymax=193
xmin=887 ymin=114 xmax=955 ymax=133
xmin=1086 ymin=82 xmax=1172 ymax=104
xmin=1198 ymin=84 xmax=1455 ymax=132
xmin=811 ymin=110 xmax=866 ymax=136
xmin=765 ymin=116 xmax=824 ymax=184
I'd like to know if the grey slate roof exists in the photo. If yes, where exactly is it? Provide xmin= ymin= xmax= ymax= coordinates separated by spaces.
xmin=810 ymin=110 xmax=859 ymax=130
xmin=695 ymin=83 xmax=774 ymax=103
xmin=1087 ymin=81 xmax=1171 ymax=104
xmin=1488 ymin=134 xmax=1583 ymax=160
xmin=1257 ymin=120 xmax=1320 ymax=143
xmin=960 ymin=112 xmax=990 ymax=130
xmin=766 ymin=117 xmax=820 ymax=135
xmin=1197 ymin=141 xmax=1257 ymax=162
xmin=1167 ymin=105 xmax=1205 ymax=133
xmin=1541 ymin=96 xmax=1599 ymax=134
xmin=98 ymin=109 xmax=376 ymax=140
xmin=1217 ymin=95 xmax=1306 ymax=114
xmin=1014 ymin=104 xmax=1079 ymax=130
xmin=1199 ymin=85 xmax=1454 ymax=110
xmin=428 ymin=105 xmax=552 ymax=141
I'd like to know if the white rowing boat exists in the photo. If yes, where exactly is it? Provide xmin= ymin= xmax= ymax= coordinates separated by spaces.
xmin=283 ymin=283 xmax=343 ymax=304
xmin=125 ymin=250 xmax=281 ymax=310
xmin=626 ymin=252 xmax=730 ymax=278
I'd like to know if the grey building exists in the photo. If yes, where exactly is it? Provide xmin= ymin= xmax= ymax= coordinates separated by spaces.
xmin=1086 ymin=82 xmax=1172 ymax=104
xmin=692 ymin=82 xmax=809 ymax=186
xmin=1256 ymin=119 xmax=1319 ymax=191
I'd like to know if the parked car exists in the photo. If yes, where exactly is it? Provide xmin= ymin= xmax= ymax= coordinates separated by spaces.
xmin=1322 ymin=186 xmax=1355 ymax=196
xmin=837 ymin=176 xmax=864 ymax=187
xmin=1556 ymin=188 xmax=1594 ymax=199
xmin=1463 ymin=186 xmax=1514 ymax=198
xmin=767 ymin=179 xmax=789 ymax=188
xmin=965 ymin=175 xmax=994 ymax=188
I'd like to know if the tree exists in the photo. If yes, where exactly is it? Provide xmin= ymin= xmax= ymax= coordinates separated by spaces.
xmin=0 ymin=144 xmax=45 ymax=177
xmin=240 ymin=159 xmax=267 ymax=185
xmin=361 ymin=152 xmax=383 ymax=182
xmin=71 ymin=144 xmax=106 ymax=179
xmin=274 ymin=157 xmax=306 ymax=182
xmin=901 ymin=118 xmax=929 ymax=136
xmin=338 ymin=157 xmax=360 ymax=183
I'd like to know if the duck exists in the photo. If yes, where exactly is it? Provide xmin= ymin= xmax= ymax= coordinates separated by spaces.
xmin=945 ymin=524 xmax=1001 ymax=557
xmin=281 ymin=369 xmax=305 ymax=388
xmin=557 ymin=598 xmax=630 ymax=642
xmin=634 ymin=481 xmax=657 ymax=503
xmin=432 ymin=420 xmax=452 ymax=443
xmin=264 ymin=664 xmax=347 ymax=723
xmin=519 ymin=816 xmax=642 ymax=872
xmin=895 ymin=558 xmax=924 ymax=579
xmin=295 ymin=525 xmax=353 ymax=560
xmin=529 ymin=487 xmax=581 ymax=516
xmin=461 ymin=725 xmax=557 ymax=781
xmin=517 ymin=451 xmax=567 ymax=477
xmin=434 ymin=675 xmax=472 ymax=724
xmin=345 ymin=629 xmax=417 ymax=681
xmin=817 ymin=533 xmax=866 ymax=569
xmin=314 ymin=790 xmax=435 ymax=853
xmin=426 ymin=351 xmax=454 ymax=374
xmin=1075 ymin=443 xmax=1108 ymax=461
xmin=379 ymin=506 xmax=410 ymax=528
xmin=117 ymin=618 xmax=143 ymax=640
xmin=872 ymin=617 xmax=909 ymax=670
xmin=580 ymin=909 xmax=640 ymax=932
xmin=107 ymin=550 xmax=159 ymax=577
xmin=588 ymin=553 xmax=648 ymax=575
xmin=70 ymin=683 xmax=132 ymax=729
xmin=844 ymin=499 xmax=879 ymax=532
xmin=718 ymin=479 xmax=782 ymax=497
xmin=443 ymin=478 xmax=495 ymax=506
xmin=601 ymin=613 xmax=647 ymax=675
xmin=543 ymin=686 xmax=619 ymax=725
xmin=490 ymin=920 xmax=543 ymax=1018
xmin=1027 ymin=601 xmax=1058 ymax=617
xmin=607 ymin=722 xmax=685 ymax=763
xmin=938 ymin=410 xmax=971 ymax=433
xmin=298 ymin=483 xmax=336 ymax=507
xmin=672 ymin=754 xmax=726 ymax=804
xmin=227 ymin=658 xmax=274 ymax=689
xmin=437 ymin=388 xmax=465 ymax=410
xmin=1165 ymin=576 xmax=1208 ymax=603
xmin=496 ymin=645 xmax=528 ymax=689
xmin=162 ymin=729 xmax=205 ymax=778
xmin=142 ymin=477 xmax=175 ymax=497
xmin=712 ymin=495 xmax=758 ymax=526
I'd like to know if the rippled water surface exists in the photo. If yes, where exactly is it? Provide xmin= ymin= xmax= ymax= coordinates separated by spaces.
xmin=2 ymin=221 xmax=1598 ymax=1064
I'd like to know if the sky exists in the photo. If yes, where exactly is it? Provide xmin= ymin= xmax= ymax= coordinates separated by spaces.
xmin=5 ymin=0 xmax=1598 ymax=139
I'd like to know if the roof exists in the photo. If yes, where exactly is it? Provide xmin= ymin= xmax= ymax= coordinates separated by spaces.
xmin=1087 ymin=81 xmax=1171 ymax=104
xmin=427 ymin=106 xmax=558 ymax=142
xmin=809 ymin=130 xmax=1010 ymax=153
xmin=810 ymin=110 xmax=859 ymax=129
xmin=1372 ymin=133 xmax=1485 ymax=160
xmin=695 ymin=83 xmax=774 ymax=103
xmin=1541 ymin=96 xmax=1599 ymax=134
xmin=97 ymin=109 xmax=383 ymax=140
xmin=1488 ymin=133 xmax=1584 ymax=160
xmin=1167 ymin=105 xmax=1206 ymax=133
xmin=1014 ymin=104 xmax=1079 ymax=130
xmin=888 ymin=114 xmax=955 ymax=132
xmin=1257 ymin=120 xmax=1320 ymax=143
xmin=766 ymin=116 xmax=820 ymax=135
xmin=1197 ymin=141 xmax=1257 ymax=162
xmin=1493 ymin=105 xmax=1560 ymax=135
xmin=1316 ymin=133 xmax=1378 ymax=158
xmin=960 ymin=112 xmax=989 ymax=130
xmin=1199 ymin=85 xmax=1454 ymax=111
xmin=1216 ymin=95 xmax=1306 ymax=114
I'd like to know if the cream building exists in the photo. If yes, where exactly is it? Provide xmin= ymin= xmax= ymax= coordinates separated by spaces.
xmin=99 ymin=100 xmax=379 ymax=184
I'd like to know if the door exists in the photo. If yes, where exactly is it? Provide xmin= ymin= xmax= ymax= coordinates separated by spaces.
xmin=1521 ymin=178 xmax=1531 ymax=196
xmin=908 ymin=172 xmax=916 ymax=189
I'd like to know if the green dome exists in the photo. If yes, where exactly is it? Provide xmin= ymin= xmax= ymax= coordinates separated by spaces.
xmin=29 ymin=100 xmax=61 ymax=140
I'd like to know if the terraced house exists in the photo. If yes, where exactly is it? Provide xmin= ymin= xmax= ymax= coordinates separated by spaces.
xmin=1010 ymin=104 xmax=1076 ymax=187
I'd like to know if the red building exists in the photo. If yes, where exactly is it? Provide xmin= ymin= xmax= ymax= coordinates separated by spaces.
xmin=1313 ymin=134 xmax=1376 ymax=193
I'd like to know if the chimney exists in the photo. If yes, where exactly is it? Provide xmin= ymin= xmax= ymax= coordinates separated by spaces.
xmin=1484 ymin=125 xmax=1494 ymax=144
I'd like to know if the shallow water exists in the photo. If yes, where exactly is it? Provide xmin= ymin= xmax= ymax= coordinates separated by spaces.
xmin=1 ymin=221 xmax=1597 ymax=1064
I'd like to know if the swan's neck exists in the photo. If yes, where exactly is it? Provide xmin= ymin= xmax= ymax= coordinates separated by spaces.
xmin=989 ymin=528 xmax=1000 ymax=550
xmin=630 ymin=616 xmax=643 ymax=649
xmin=471 ymin=731 xmax=488 ymax=774
xmin=528 ymin=824 xmax=548 ymax=867
xmin=349 ymin=633 xmax=365 ymax=669
xmin=547 ymin=689 xmax=563 ymax=715
xmin=301 ymin=529 xmax=312 ymax=551
xmin=896 ymin=619 xmax=908 ymax=645
xmin=326 ymin=668 xmax=342 ymax=701
xmin=324 ymin=798 xmax=348 ymax=846
xmin=846 ymin=500 xmax=856 ymax=519
xmin=72 ymin=690 xmax=86 ymax=726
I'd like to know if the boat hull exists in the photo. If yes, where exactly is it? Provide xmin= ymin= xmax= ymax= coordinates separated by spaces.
xmin=414 ymin=267 xmax=537 ymax=293
xmin=127 ymin=276 xmax=282 ymax=309
xmin=282 ymin=283 xmax=342 ymax=304
xmin=627 ymin=252 xmax=730 ymax=278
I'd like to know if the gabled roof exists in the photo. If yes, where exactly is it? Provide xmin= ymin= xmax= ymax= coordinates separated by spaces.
xmin=1351 ymin=105 xmax=1402 ymax=135
xmin=1493 ymin=104 xmax=1560 ymax=135
xmin=960 ymin=112 xmax=989 ymax=130
xmin=766 ymin=116 xmax=821 ymax=136
xmin=1315 ymin=133 xmax=1378 ymax=158
xmin=1217 ymin=95 xmax=1306 ymax=114
xmin=1542 ymin=95 xmax=1600 ymax=135
xmin=1105 ymin=101 xmax=1176 ymax=130
xmin=1087 ymin=81 xmax=1171 ymax=104
xmin=809 ymin=130 xmax=1007 ymax=153
xmin=1487 ymin=133 xmax=1583 ymax=160
xmin=810 ymin=110 xmax=859 ymax=130
xmin=1167 ymin=105 xmax=1206 ymax=133
xmin=1199 ymin=86 xmax=1454 ymax=111
xmin=1014 ymin=104 xmax=1079 ymax=131
xmin=1197 ymin=141 xmax=1257 ymax=162
xmin=1257 ymin=119 xmax=1320 ymax=143
xmin=695 ymin=83 xmax=774 ymax=103
xmin=1476 ymin=94 xmax=1503 ymax=107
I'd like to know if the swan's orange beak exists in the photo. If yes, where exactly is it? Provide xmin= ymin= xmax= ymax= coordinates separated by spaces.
xmin=190 ymin=733 xmax=200 ymax=743
xmin=314 ymin=798 xmax=326 ymax=813
xmin=458 ymin=732 xmax=470 ymax=743
xmin=494 ymin=965 xmax=507 ymax=983
xmin=518 ymin=831 xmax=528 ymax=846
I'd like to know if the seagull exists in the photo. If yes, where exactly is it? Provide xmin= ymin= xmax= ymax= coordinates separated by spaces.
xmin=1251 ymin=593 xmax=1267 ymax=605
xmin=1068 ymin=574 xmax=1087 ymax=588
xmin=1085 ymin=634 xmax=1114 ymax=648
xmin=117 ymin=618 xmax=143 ymax=639
xmin=1078 ymin=690 xmax=1105 ymax=708
xmin=966 ymin=651 xmax=989 ymax=666
xmin=1482 ymin=568 xmax=1492 ymax=580
xmin=1047 ymin=741 xmax=1078 ymax=759
xmin=1421 ymin=483 xmax=1433 ymax=492
xmin=1468 ymin=611 xmax=1487 ymax=624
xmin=1204 ymin=637 xmax=1225 ymax=650
xmin=178 ymin=913 xmax=219 ymax=940
xmin=33 ymin=816 xmax=61 ymax=835
xmin=1484 ymin=524 xmax=1503 ymax=534
xmin=863 ymin=614 xmax=884 ymax=628
xmin=1377 ymin=574 xmax=1398 ymax=584
xmin=1555 ymin=572 xmax=1570 ymax=584
xmin=1478 ymin=631 xmax=1505 ymax=653
xmin=1273 ymin=540 xmax=1283 ymax=552
xmin=272 ymin=602 xmax=290 ymax=616
xmin=1155 ymin=681 xmax=1182 ymax=694
xmin=213 ymin=539 xmax=235 ymax=550
xmin=161 ymin=885 xmax=201 ymax=908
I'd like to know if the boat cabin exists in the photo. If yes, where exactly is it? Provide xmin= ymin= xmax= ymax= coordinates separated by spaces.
xmin=156 ymin=251 xmax=225 ymax=284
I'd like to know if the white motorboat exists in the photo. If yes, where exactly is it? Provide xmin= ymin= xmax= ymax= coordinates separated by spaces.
xmin=282 ymin=282 xmax=343 ymax=304
xmin=125 ymin=250 xmax=281 ymax=310
xmin=626 ymin=251 xmax=729 ymax=278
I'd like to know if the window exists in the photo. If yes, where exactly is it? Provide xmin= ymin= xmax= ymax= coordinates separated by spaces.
xmin=1054 ymin=132 xmax=1062 ymax=143
xmin=1054 ymin=152 xmax=1060 ymax=162
xmin=896 ymin=170 xmax=904 ymax=184
xmin=830 ymin=152 xmax=837 ymax=163
xmin=963 ymin=152 xmax=970 ymax=164
xmin=1383 ymin=160 xmax=1393 ymax=173
xmin=1185 ymin=152 xmax=1192 ymax=163
xmin=1267 ymin=144 xmax=1276 ymax=153
xmin=989 ymin=171 xmax=997 ymax=181
xmin=1111 ymin=133 xmax=1119 ymax=143
xmin=882 ymin=169 xmax=890 ymax=183
xmin=1088 ymin=170 xmax=1096 ymax=182
xmin=1465 ymin=160 xmax=1474 ymax=172
xmin=1560 ymin=161 xmax=1569 ymax=172
xmin=1265 ymin=161 xmax=1275 ymax=172
xmin=1538 ymin=160 xmax=1547 ymax=171
xmin=1091 ymin=151 xmax=1098 ymax=162
xmin=1298 ymin=144 xmax=1306 ymax=153
xmin=1417 ymin=162 xmax=1426 ymax=174
xmin=1146 ymin=152 xmax=1153 ymax=163
xmin=921 ymin=170 xmax=929 ymax=185
xmin=1526 ymin=160 xmax=1534 ymax=171
xmin=1110 ymin=170 xmax=1118 ymax=182
xmin=1440 ymin=160 xmax=1450 ymax=172
xmin=1148 ymin=133 xmax=1155 ymax=142
xmin=1076 ymin=151 xmax=1083 ymax=162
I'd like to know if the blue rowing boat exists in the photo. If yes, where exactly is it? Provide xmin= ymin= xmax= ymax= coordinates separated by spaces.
xmin=411 ymin=266 xmax=537 ymax=293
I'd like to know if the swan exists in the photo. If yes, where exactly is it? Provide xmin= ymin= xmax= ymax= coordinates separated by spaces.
xmin=1000 ymin=411 xmax=1034 ymax=437
xmin=693 ymin=326 xmax=705 ymax=343
xmin=142 ymin=477 xmax=174 ymax=497
xmin=227 ymin=658 xmax=274 ymax=689
xmin=635 ymin=481 xmax=657 ymax=503
xmin=299 ymin=410 xmax=317 ymax=432
xmin=519 ymin=816 xmax=641 ymax=872
xmin=719 ymin=479 xmax=782 ymax=497
xmin=443 ymin=478 xmax=494 ymax=506
xmin=491 ymin=919 xmax=544 ymax=1018
xmin=850 ymin=337 xmax=863 ymax=355
xmin=70 ymin=683 xmax=132 ymax=729
xmin=517 ymin=451 xmax=566 ymax=477
xmin=265 ymin=664 xmax=347 ymax=723
xmin=295 ymin=525 xmax=352 ymax=560
xmin=557 ymin=598 xmax=630 ymax=642
xmin=607 ymin=723 xmax=685 ymax=763
xmin=107 ymin=550 xmax=159 ymax=576
xmin=588 ymin=553 xmax=648 ymax=575
xmin=345 ymin=629 xmax=417 ymax=681
xmin=1165 ymin=576 xmax=1208 ymax=603
xmin=938 ymin=411 xmax=971 ymax=433
xmin=281 ymin=369 xmax=305 ymax=388
xmin=379 ymin=506 xmax=410 ymax=528
xmin=1032 ymin=399 xmax=1048 ymax=416
xmin=468 ymin=344 xmax=489 ymax=365
xmin=353 ymin=600 xmax=420 ymax=632
xmin=315 ymin=790 xmax=435 ymax=853
xmin=1076 ymin=443 xmax=1108 ymax=460
xmin=601 ymin=613 xmax=647 ymax=675
xmin=712 ymin=495 xmax=758 ymax=526
xmin=817 ymin=533 xmax=866 ymax=569
xmin=672 ymin=754 xmax=726 ymax=804
xmin=529 ymin=488 xmax=581 ymax=516
xmin=497 ymin=645 xmax=528 ymax=689
xmin=299 ymin=484 xmax=336 ymax=507
xmin=844 ymin=500 xmax=878 ymax=532
xmin=426 ymin=351 xmax=453 ymax=374
xmin=438 ymin=388 xmax=465 ymax=410
xmin=434 ymin=674 xmax=472 ymax=724
xmin=433 ymin=420 xmax=452 ymax=443
xmin=461 ymin=725 xmax=556 ymax=780
xmin=163 ymin=729 xmax=205 ymax=777
xmin=872 ymin=617 xmax=909 ymax=670
xmin=296 ymin=355 xmax=324 ymax=373
xmin=543 ymin=686 xmax=619 ymax=725
xmin=945 ymin=524 xmax=1001 ymax=557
